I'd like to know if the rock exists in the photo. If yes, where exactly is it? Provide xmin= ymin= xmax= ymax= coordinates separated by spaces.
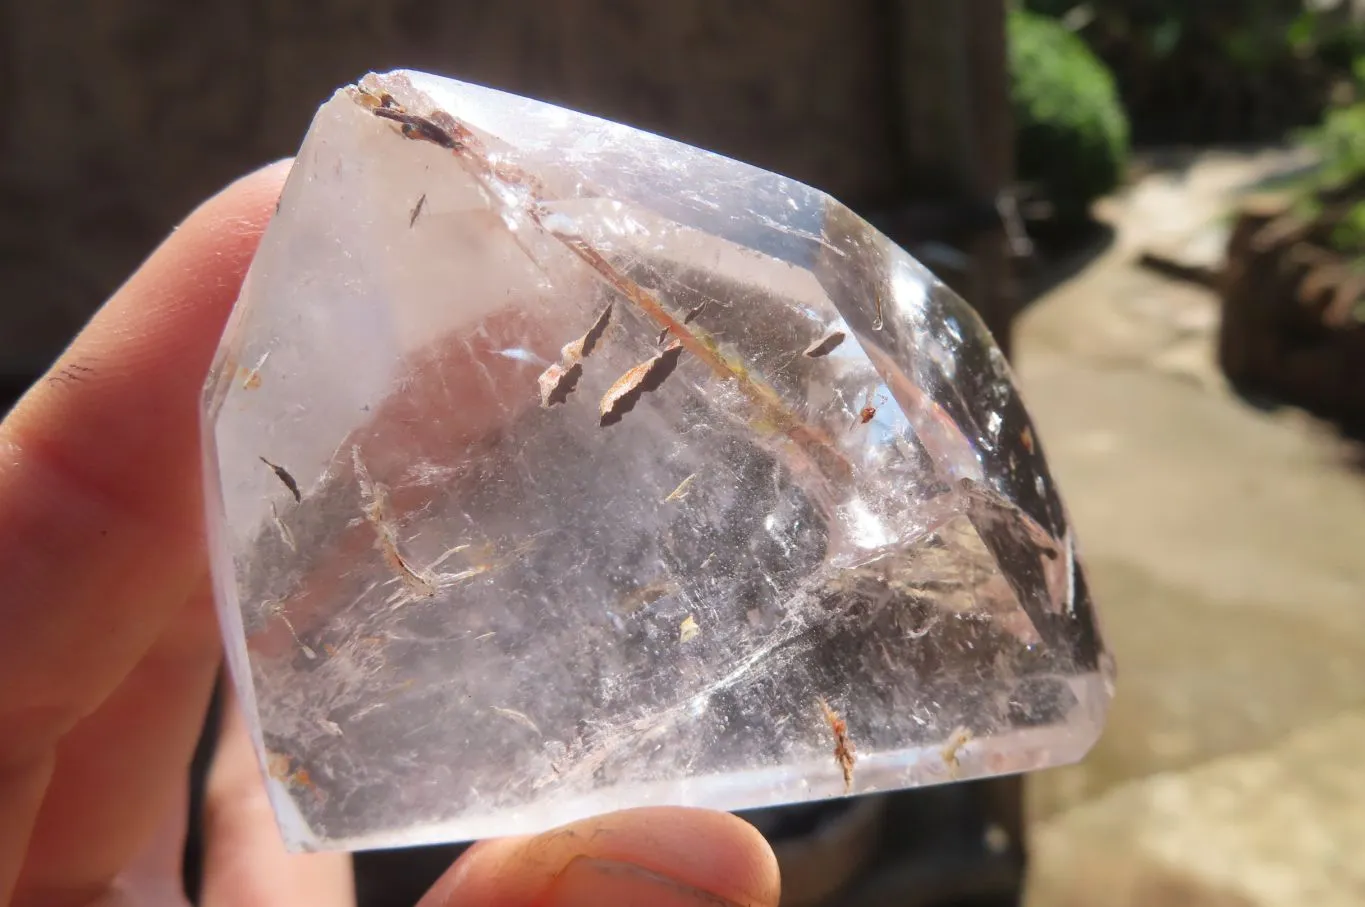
xmin=1218 ymin=198 xmax=1365 ymax=429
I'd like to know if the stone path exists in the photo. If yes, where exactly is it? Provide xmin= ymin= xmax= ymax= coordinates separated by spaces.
xmin=1016 ymin=149 xmax=1365 ymax=905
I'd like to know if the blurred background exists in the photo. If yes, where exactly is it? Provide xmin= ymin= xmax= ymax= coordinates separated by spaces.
xmin=5 ymin=1 xmax=1365 ymax=904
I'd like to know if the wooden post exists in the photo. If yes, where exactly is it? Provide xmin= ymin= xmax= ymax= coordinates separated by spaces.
xmin=887 ymin=5 xmax=1028 ymax=903
xmin=891 ymin=0 xmax=1017 ymax=356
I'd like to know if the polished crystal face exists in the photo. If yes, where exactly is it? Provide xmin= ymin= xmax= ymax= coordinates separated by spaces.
xmin=201 ymin=70 xmax=1112 ymax=852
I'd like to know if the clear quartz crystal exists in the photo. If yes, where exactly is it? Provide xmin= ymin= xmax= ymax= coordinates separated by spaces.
xmin=201 ymin=70 xmax=1113 ymax=852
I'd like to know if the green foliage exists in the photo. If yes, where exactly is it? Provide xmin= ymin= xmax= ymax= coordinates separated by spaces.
xmin=1329 ymin=201 xmax=1365 ymax=253
xmin=1009 ymin=8 xmax=1131 ymax=225
xmin=1024 ymin=2 xmax=1365 ymax=143
xmin=1296 ymin=80 xmax=1365 ymax=254
xmin=1302 ymin=101 xmax=1365 ymax=192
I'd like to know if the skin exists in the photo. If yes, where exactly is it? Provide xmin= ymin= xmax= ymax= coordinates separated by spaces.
xmin=0 ymin=160 xmax=781 ymax=907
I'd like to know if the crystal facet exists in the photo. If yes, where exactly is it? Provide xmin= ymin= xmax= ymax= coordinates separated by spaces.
xmin=201 ymin=70 xmax=1113 ymax=852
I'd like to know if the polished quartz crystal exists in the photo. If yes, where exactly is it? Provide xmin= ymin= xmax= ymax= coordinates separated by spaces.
xmin=201 ymin=70 xmax=1113 ymax=852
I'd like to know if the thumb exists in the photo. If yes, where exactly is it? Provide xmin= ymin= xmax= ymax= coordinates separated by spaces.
xmin=419 ymin=807 xmax=780 ymax=907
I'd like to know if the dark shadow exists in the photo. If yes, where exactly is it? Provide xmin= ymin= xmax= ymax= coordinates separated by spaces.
xmin=0 ymin=373 xmax=36 ymax=418
xmin=1324 ymin=411 xmax=1365 ymax=454
xmin=1013 ymin=220 xmax=1118 ymax=312
xmin=352 ymin=846 xmax=471 ymax=907
xmin=1226 ymin=386 xmax=1286 ymax=415
xmin=1223 ymin=377 xmax=1365 ymax=473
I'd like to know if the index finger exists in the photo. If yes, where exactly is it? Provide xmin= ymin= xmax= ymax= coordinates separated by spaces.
xmin=0 ymin=160 xmax=291 ymax=896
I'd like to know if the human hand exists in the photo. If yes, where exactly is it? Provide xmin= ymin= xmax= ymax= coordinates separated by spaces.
xmin=0 ymin=160 xmax=781 ymax=907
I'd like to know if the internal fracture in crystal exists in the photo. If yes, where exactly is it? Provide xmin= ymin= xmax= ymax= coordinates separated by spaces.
xmin=201 ymin=69 xmax=1113 ymax=852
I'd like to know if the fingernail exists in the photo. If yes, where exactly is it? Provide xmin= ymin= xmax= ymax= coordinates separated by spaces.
xmin=542 ymin=857 xmax=747 ymax=907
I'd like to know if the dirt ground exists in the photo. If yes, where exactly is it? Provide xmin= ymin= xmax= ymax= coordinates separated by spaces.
xmin=1016 ymin=149 xmax=1365 ymax=906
